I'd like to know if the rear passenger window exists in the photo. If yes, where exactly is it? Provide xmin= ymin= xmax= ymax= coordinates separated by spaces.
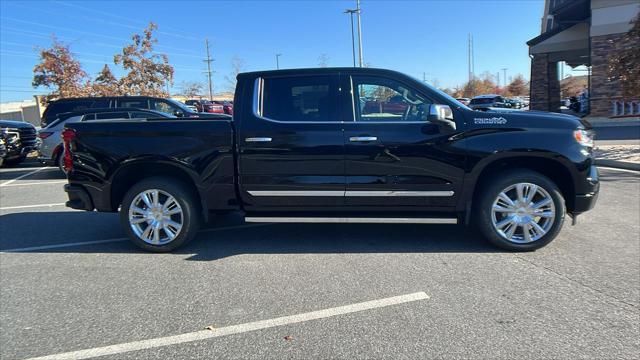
xmin=45 ymin=101 xmax=94 ymax=120
xmin=95 ymin=112 xmax=129 ymax=120
xmin=118 ymin=100 xmax=148 ymax=109
xmin=130 ymin=112 xmax=153 ymax=119
xmin=262 ymin=76 xmax=333 ymax=122
xmin=82 ymin=114 xmax=97 ymax=121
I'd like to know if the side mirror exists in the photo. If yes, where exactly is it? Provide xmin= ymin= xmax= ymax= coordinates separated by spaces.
xmin=428 ymin=104 xmax=456 ymax=131
xmin=174 ymin=110 xmax=184 ymax=118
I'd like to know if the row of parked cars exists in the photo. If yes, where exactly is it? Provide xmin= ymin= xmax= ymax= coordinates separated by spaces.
xmin=0 ymin=95 xmax=233 ymax=170
xmin=184 ymin=99 xmax=233 ymax=115
xmin=456 ymin=95 xmax=528 ymax=110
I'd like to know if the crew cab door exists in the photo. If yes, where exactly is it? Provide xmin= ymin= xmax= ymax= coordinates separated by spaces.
xmin=342 ymin=75 xmax=466 ymax=209
xmin=237 ymin=74 xmax=344 ymax=210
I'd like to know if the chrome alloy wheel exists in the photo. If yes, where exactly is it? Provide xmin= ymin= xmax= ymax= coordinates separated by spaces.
xmin=128 ymin=189 xmax=183 ymax=245
xmin=491 ymin=183 xmax=556 ymax=244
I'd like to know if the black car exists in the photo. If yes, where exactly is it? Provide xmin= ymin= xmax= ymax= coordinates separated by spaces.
xmin=63 ymin=67 xmax=599 ymax=253
xmin=0 ymin=120 xmax=38 ymax=166
xmin=41 ymin=96 xmax=230 ymax=127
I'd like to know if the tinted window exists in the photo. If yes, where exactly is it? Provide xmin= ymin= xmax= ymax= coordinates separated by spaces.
xmin=130 ymin=111 xmax=156 ymax=118
xmin=82 ymin=114 xmax=96 ymax=121
xmin=262 ymin=76 xmax=332 ymax=122
xmin=95 ymin=112 xmax=130 ymax=120
xmin=470 ymin=98 xmax=494 ymax=104
xmin=92 ymin=99 xmax=110 ymax=108
xmin=118 ymin=99 xmax=148 ymax=109
xmin=150 ymin=99 xmax=180 ymax=115
xmin=353 ymin=76 xmax=430 ymax=122
xmin=45 ymin=101 xmax=94 ymax=120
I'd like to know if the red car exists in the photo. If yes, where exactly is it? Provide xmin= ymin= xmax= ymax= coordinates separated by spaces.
xmin=186 ymin=100 xmax=224 ymax=114
xmin=213 ymin=100 xmax=233 ymax=115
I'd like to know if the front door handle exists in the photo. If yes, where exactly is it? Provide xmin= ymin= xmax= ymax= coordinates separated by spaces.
xmin=245 ymin=137 xmax=272 ymax=143
xmin=349 ymin=136 xmax=378 ymax=142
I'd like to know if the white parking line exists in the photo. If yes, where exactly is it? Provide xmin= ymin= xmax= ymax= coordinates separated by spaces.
xmin=597 ymin=166 xmax=640 ymax=174
xmin=25 ymin=291 xmax=429 ymax=360
xmin=0 ymin=223 xmax=272 ymax=252
xmin=0 ymin=167 xmax=51 ymax=187
xmin=0 ymin=203 xmax=66 ymax=211
xmin=0 ymin=180 xmax=67 ymax=187
xmin=0 ymin=166 xmax=57 ymax=174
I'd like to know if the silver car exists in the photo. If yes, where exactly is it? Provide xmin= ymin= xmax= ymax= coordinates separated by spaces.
xmin=38 ymin=109 xmax=170 ymax=172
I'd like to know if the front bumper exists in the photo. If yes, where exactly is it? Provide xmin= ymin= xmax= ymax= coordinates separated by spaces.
xmin=64 ymin=184 xmax=95 ymax=211
xmin=573 ymin=165 xmax=600 ymax=214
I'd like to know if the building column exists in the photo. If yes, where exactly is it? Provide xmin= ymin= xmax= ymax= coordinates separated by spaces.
xmin=530 ymin=54 xmax=561 ymax=112
xmin=590 ymin=33 xmax=639 ymax=117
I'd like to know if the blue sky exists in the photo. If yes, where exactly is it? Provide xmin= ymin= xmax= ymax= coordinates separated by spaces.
xmin=0 ymin=0 xmax=546 ymax=102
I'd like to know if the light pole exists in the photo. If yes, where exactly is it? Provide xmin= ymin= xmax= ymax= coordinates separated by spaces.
xmin=344 ymin=9 xmax=357 ymax=67
xmin=501 ymin=68 xmax=508 ymax=88
xmin=276 ymin=53 xmax=282 ymax=70
xmin=356 ymin=0 xmax=364 ymax=67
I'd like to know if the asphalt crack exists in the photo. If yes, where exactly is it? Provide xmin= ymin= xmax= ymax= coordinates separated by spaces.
xmin=512 ymin=253 xmax=639 ymax=312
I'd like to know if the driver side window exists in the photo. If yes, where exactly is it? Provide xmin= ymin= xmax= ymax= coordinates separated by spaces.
xmin=353 ymin=77 xmax=431 ymax=122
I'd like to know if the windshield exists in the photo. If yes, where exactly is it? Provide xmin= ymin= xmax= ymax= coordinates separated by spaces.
xmin=165 ymin=98 xmax=193 ymax=112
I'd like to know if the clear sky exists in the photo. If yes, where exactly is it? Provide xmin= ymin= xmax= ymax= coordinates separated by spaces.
xmin=0 ymin=0 xmax=546 ymax=102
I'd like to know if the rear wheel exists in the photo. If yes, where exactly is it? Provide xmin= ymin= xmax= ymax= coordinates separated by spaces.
xmin=120 ymin=177 xmax=201 ymax=252
xmin=476 ymin=170 xmax=565 ymax=251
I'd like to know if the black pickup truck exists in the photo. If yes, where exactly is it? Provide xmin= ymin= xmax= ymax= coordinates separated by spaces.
xmin=62 ymin=68 xmax=599 ymax=252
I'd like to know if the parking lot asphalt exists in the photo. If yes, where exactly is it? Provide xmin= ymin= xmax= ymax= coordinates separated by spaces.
xmin=1 ymin=161 xmax=639 ymax=359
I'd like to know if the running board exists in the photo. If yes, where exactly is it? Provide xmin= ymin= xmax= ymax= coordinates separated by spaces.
xmin=244 ymin=217 xmax=458 ymax=224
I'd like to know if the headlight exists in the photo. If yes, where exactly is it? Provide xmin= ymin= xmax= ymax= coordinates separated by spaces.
xmin=573 ymin=129 xmax=594 ymax=148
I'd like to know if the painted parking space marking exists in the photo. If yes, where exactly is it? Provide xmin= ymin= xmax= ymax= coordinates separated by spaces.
xmin=0 ymin=167 xmax=51 ymax=187
xmin=0 ymin=166 xmax=57 ymax=174
xmin=25 ymin=291 xmax=429 ymax=360
xmin=596 ymin=166 xmax=640 ymax=174
xmin=0 ymin=223 xmax=272 ymax=252
xmin=0 ymin=180 xmax=67 ymax=187
xmin=0 ymin=203 xmax=66 ymax=211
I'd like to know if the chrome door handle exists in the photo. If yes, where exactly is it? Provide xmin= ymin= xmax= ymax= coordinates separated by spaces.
xmin=245 ymin=137 xmax=272 ymax=143
xmin=349 ymin=136 xmax=377 ymax=142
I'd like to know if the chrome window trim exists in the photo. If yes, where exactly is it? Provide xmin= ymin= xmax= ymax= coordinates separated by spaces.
xmin=248 ymin=190 xmax=454 ymax=197
xmin=251 ymin=75 xmax=432 ymax=125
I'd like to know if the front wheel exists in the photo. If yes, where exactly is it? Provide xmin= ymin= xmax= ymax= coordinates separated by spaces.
xmin=476 ymin=170 xmax=565 ymax=251
xmin=120 ymin=177 xmax=201 ymax=252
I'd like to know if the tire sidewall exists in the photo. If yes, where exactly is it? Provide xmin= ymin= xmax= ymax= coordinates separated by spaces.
xmin=476 ymin=170 xmax=566 ymax=251
xmin=120 ymin=177 xmax=200 ymax=252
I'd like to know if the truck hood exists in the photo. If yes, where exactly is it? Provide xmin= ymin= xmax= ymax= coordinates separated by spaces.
xmin=0 ymin=120 xmax=36 ymax=130
xmin=470 ymin=109 xmax=590 ymax=130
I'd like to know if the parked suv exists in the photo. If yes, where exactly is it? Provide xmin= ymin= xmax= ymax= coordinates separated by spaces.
xmin=469 ymin=95 xmax=509 ymax=110
xmin=38 ymin=108 xmax=171 ymax=172
xmin=0 ymin=120 xmax=37 ymax=166
xmin=41 ymin=96 xmax=228 ymax=127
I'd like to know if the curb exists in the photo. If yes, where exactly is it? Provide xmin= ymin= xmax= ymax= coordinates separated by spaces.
xmin=595 ymin=159 xmax=640 ymax=171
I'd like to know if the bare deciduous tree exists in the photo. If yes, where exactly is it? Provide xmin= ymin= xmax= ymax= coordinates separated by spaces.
xmin=318 ymin=53 xmax=330 ymax=68
xmin=114 ymin=22 xmax=174 ymax=97
xmin=180 ymin=81 xmax=204 ymax=97
xmin=225 ymin=56 xmax=246 ymax=92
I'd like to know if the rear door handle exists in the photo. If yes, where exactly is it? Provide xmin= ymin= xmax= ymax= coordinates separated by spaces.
xmin=245 ymin=137 xmax=272 ymax=143
xmin=349 ymin=136 xmax=378 ymax=142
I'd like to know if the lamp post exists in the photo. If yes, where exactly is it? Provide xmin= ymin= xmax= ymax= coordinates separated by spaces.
xmin=344 ymin=9 xmax=357 ymax=67
xmin=276 ymin=53 xmax=282 ymax=70
xmin=356 ymin=0 xmax=363 ymax=67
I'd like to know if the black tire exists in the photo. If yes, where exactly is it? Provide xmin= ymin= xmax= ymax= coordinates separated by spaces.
xmin=475 ymin=169 xmax=565 ymax=251
xmin=57 ymin=153 xmax=67 ymax=175
xmin=120 ymin=177 xmax=201 ymax=252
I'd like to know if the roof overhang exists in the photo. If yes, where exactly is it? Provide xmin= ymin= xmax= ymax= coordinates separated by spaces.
xmin=528 ymin=22 xmax=590 ymax=67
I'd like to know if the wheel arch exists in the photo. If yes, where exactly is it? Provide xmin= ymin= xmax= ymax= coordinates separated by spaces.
xmin=464 ymin=154 xmax=577 ymax=213
xmin=109 ymin=159 xmax=206 ymax=220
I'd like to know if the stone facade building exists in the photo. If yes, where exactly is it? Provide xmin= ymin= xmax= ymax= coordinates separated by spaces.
xmin=527 ymin=0 xmax=639 ymax=117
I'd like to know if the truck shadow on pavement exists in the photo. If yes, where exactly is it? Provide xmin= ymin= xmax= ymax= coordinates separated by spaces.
xmin=0 ymin=211 xmax=499 ymax=260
